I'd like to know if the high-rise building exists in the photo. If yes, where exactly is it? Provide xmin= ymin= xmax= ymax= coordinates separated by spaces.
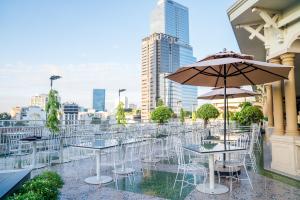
xmin=93 ymin=89 xmax=105 ymax=112
xmin=30 ymin=94 xmax=48 ymax=111
xmin=141 ymin=33 xmax=180 ymax=121
xmin=62 ymin=103 xmax=79 ymax=125
xmin=150 ymin=0 xmax=198 ymax=112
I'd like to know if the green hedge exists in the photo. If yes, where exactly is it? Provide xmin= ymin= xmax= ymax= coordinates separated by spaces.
xmin=7 ymin=171 xmax=63 ymax=200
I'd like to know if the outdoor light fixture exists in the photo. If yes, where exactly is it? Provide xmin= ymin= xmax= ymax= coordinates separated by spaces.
xmin=118 ymin=89 xmax=126 ymax=103
xmin=50 ymin=75 xmax=62 ymax=89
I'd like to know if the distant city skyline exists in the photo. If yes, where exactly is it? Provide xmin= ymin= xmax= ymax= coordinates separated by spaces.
xmin=0 ymin=0 xmax=238 ymax=112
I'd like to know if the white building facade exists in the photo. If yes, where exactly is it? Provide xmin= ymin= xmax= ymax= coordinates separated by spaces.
xmin=228 ymin=0 xmax=300 ymax=177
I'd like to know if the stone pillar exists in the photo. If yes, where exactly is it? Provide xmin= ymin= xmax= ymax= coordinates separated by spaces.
xmin=270 ymin=58 xmax=284 ymax=135
xmin=281 ymin=53 xmax=299 ymax=136
xmin=266 ymin=85 xmax=274 ymax=127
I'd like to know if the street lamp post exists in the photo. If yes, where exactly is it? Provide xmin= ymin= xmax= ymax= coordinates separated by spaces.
xmin=118 ymin=89 xmax=126 ymax=103
xmin=176 ymin=100 xmax=182 ymax=116
xmin=50 ymin=75 xmax=62 ymax=89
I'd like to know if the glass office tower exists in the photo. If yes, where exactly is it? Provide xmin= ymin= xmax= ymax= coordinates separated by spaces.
xmin=150 ymin=0 xmax=198 ymax=112
xmin=141 ymin=33 xmax=180 ymax=121
xmin=93 ymin=89 xmax=105 ymax=112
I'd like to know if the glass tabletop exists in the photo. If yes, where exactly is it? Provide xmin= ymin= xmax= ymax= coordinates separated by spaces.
xmin=183 ymin=142 xmax=246 ymax=154
xmin=71 ymin=138 xmax=145 ymax=150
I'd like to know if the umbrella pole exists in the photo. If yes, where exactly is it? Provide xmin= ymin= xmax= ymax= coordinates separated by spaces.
xmin=223 ymin=65 xmax=227 ymax=168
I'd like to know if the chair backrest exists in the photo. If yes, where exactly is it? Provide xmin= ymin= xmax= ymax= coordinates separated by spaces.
xmin=236 ymin=133 xmax=249 ymax=149
xmin=173 ymin=137 xmax=185 ymax=165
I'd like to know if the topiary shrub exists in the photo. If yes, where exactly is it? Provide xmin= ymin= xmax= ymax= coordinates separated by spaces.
xmin=196 ymin=104 xmax=219 ymax=128
xmin=151 ymin=106 xmax=172 ymax=124
xmin=237 ymin=105 xmax=263 ymax=126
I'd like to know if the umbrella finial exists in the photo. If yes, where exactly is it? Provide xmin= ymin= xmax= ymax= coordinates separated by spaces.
xmin=223 ymin=48 xmax=227 ymax=52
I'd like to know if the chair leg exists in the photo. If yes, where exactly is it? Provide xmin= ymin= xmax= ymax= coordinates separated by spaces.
xmin=229 ymin=167 xmax=233 ymax=192
xmin=114 ymin=174 xmax=119 ymax=190
xmin=243 ymin=164 xmax=253 ymax=190
xmin=173 ymin=168 xmax=180 ymax=189
xmin=180 ymin=170 xmax=186 ymax=197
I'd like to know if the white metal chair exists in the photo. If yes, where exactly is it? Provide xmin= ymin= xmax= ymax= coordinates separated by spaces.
xmin=173 ymin=137 xmax=208 ymax=196
xmin=225 ymin=134 xmax=253 ymax=192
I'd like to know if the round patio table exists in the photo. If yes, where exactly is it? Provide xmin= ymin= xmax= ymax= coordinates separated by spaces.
xmin=84 ymin=149 xmax=112 ymax=185
xmin=183 ymin=142 xmax=247 ymax=194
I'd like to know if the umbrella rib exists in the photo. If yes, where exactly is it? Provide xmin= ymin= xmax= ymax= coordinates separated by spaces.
xmin=193 ymin=66 xmax=220 ymax=76
xmin=249 ymin=64 xmax=289 ymax=79
xmin=228 ymin=65 xmax=252 ymax=76
xmin=228 ymin=67 xmax=257 ymax=77
xmin=232 ymin=64 xmax=255 ymax=85
xmin=226 ymin=64 xmax=232 ymax=74
xmin=214 ymin=66 xmax=223 ymax=87
xmin=181 ymin=66 xmax=211 ymax=84
xmin=207 ymin=66 xmax=222 ymax=75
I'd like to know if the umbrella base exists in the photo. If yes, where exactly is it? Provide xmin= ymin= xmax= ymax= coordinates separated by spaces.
xmin=214 ymin=165 xmax=241 ymax=176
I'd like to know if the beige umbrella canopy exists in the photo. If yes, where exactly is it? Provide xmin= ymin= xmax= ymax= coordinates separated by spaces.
xmin=166 ymin=51 xmax=291 ymax=87
xmin=166 ymin=50 xmax=291 ymax=153
xmin=198 ymin=87 xmax=259 ymax=100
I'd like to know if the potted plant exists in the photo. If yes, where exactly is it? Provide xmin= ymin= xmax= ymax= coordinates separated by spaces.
xmin=151 ymin=105 xmax=172 ymax=137
xmin=196 ymin=104 xmax=219 ymax=128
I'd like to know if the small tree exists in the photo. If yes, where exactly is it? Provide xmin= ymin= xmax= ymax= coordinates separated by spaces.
xmin=196 ymin=104 xmax=219 ymax=128
xmin=151 ymin=106 xmax=172 ymax=124
xmin=157 ymin=99 xmax=164 ymax=107
xmin=239 ymin=102 xmax=252 ymax=110
xmin=116 ymin=102 xmax=126 ymax=125
xmin=179 ymin=108 xmax=185 ymax=124
xmin=45 ymin=90 xmax=60 ymax=134
xmin=237 ymin=105 xmax=263 ymax=126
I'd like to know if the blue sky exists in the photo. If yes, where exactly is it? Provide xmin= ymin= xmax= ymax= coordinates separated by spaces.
xmin=0 ymin=0 xmax=238 ymax=112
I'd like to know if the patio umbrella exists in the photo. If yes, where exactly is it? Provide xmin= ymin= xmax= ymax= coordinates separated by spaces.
xmin=198 ymin=87 xmax=260 ymax=126
xmin=197 ymin=87 xmax=259 ymax=100
xmin=166 ymin=50 xmax=291 ymax=152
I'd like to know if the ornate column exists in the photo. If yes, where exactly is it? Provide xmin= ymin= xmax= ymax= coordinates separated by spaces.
xmin=281 ymin=53 xmax=299 ymax=136
xmin=266 ymin=84 xmax=274 ymax=127
xmin=270 ymin=58 xmax=284 ymax=135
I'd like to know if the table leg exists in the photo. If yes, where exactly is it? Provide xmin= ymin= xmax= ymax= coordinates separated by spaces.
xmin=32 ymin=141 xmax=36 ymax=169
xmin=84 ymin=149 xmax=112 ymax=185
xmin=209 ymin=154 xmax=214 ymax=190
xmin=60 ymin=138 xmax=64 ymax=163
xmin=196 ymin=154 xmax=229 ymax=194
xmin=96 ymin=150 xmax=101 ymax=180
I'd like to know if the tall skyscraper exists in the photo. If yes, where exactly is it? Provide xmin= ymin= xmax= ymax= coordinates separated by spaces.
xmin=141 ymin=33 xmax=180 ymax=121
xmin=93 ymin=89 xmax=105 ymax=112
xmin=150 ymin=0 xmax=198 ymax=111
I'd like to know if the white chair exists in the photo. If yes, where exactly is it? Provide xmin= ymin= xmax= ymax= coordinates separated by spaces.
xmin=112 ymin=143 xmax=136 ymax=189
xmin=225 ymin=134 xmax=253 ymax=192
xmin=173 ymin=137 xmax=208 ymax=196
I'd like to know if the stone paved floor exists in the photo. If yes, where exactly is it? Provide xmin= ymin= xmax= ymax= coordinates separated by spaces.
xmin=32 ymin=156 xmax=300 ymax=200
